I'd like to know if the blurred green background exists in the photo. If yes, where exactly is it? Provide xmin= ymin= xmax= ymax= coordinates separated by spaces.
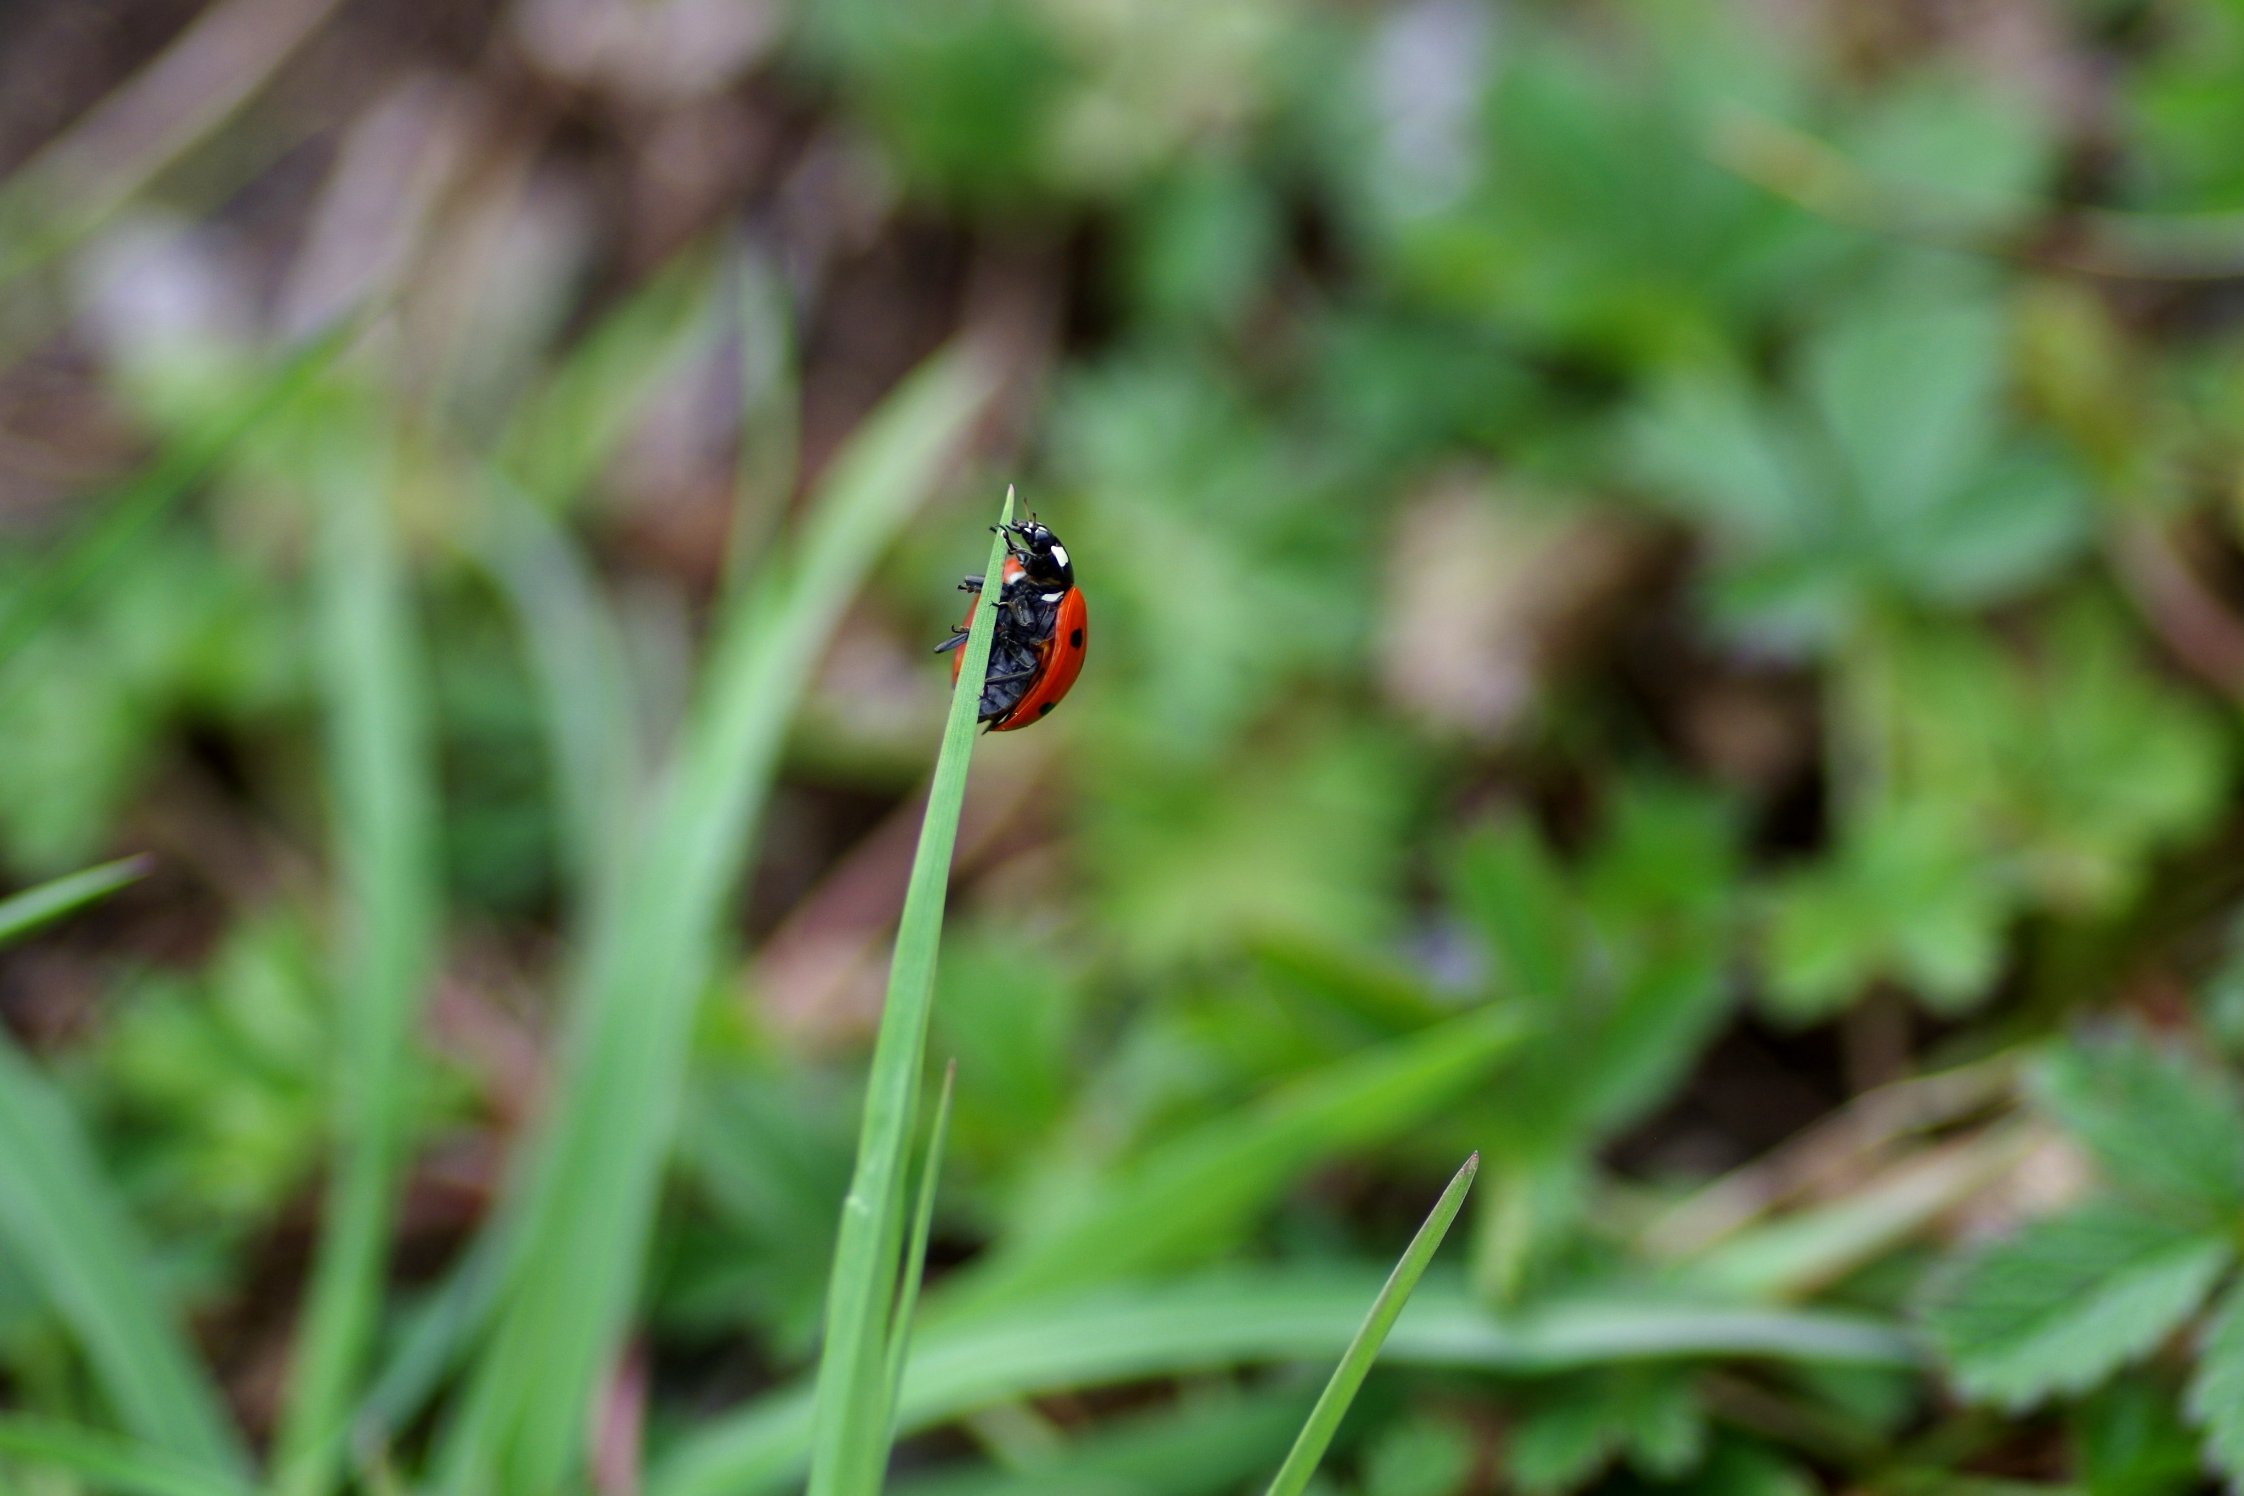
xmin=8 ymin=0 xmax=2244 ymax=1491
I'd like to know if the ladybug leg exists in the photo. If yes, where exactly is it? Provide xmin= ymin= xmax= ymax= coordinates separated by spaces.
xmin=957 ymin=575 xmax=984 ymax=593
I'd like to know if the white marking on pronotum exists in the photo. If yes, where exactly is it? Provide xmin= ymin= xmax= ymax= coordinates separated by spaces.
xmin=1050 ymin=544 xmax=1070 ymax=568
xmin=1041 ymin=591 xmax=1063 ymax=602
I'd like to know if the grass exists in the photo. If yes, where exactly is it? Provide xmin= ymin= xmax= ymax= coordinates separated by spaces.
xmin=0 ymin=869 xmax=248 ymax=1481
xmin=885 ymin=1061 xmax=960 ymax=1442
xmin=805 ymin=486 xmax=1016 ymax=1496
xmin=17 ymin=2 xmax=2244 ymax=1485
xmin=1265 ymin=1151 xmax=1478 ymax=1495
xmin=651 ymin=1271 xmax=1914 ymax=1495
xmin=0 ymin=857 xmax=149 ymax=945
xmin=428 ymin=346 xmax=994 ymax=1493
xmin=272 ymin=403 xmax=440 ymax=1495
xmin=0 ymin=1415 xmax=254 ymax=1496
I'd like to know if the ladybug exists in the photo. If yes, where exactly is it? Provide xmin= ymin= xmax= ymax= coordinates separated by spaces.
xmin=933 ymin=518 xmax=1087 ymax=731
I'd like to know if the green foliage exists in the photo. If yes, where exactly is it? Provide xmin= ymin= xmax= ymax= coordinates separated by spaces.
xmin=0 ymin=867 xmax=246 ymax=1479
xmin=1634 ymin=276 xmax=2090 ymax=649
xmin=0 ymin=858 xmax=147 ymax=946
xmin=11 ymin=0 xmax=2244 ymax=1492
xmin=1448 ymin=784 xmax=1736 ymax=1293
xmin=1266 ymin=1153 xmax=1476 ymax=1496
xmin=2030 ymin=1032 xmax=2244 ymax=1223
xmin=1506 ymin=1364 xmax=1707 ymax=1493
xmin=1766 ymin=604 xmax=2229 ymax=1018
xmin=1925 ymin=1202 xmax=2229 ymax=1409
xmin=1368 ymin=10 xmax=1831 ymax=361
xmin=2074 ymin=1377 xmax=2206 ymax=1496
xmin=2187 ymin=1283 xmax=2244 ymax=1488
xmin=96 ymin=912 xmax=356 ymax=1230
xmin=436 ymin=350 xmax=993 ymax=1494
xmin=1931 ymin=1028 xmax=2244 ymax=1484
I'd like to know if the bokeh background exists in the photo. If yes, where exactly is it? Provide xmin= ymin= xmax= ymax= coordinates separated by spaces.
xmin=8 ymin=0 xmax=2244 ymax=1491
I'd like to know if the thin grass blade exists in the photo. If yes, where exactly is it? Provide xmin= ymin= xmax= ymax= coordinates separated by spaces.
xmin=806 ymin=488 xmax=1015 ymax=1496
xmin=0 ymin=1039 xmax=248 ymax=1477
xmin=1265 ymin=1153 xmax=1478 ymax=1496
xmin=720 ymin=244 xmax=800 ymax=597
xmin=470 ymin=477 xmax=640 ymax=900
xmin=0 ymin=1416 xmax=256 ymax=1496
xmin=433 ymin=347 xmax=993 ymax=1495
xmin=0 ymin=860 xmax=237 ymax=1473
xmin=272 ymin=412 xmax=440 ymax=1496
xmin=0 ymin=857 xmax=149 ymax=946
xmin=884 ymin=1059 xmax=959 ymax=1429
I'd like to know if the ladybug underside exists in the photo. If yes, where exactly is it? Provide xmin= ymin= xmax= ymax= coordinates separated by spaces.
xmin=974 ymin=584 xmax=1063 ymax=723
xmin=938 ymin=517 xmax=1087 ymax=732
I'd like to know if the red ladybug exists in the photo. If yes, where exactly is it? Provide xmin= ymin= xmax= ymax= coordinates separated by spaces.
xmin=934 ymin=519 xmax=1088 ymax=731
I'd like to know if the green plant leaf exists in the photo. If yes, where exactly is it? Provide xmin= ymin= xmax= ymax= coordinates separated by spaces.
xmin=0 ymin=856 xmax=149 ymax=947
xmin=0 ymin=1038 xmax=248 ymax=1477
xmin=2032 ymin=1029 xmax=2244 ymax=1222
xmin=2186 ymin=1278 xmax=2244 ymax=1485
xmin=806 ymin=490 xmax=1013 ymax=1496
xmin=0 ymin=1415 xmax=254 ymax=1496
xmin=433 ymin=346 xmax=993 ymax=1495
xmin=1506 ymin=1365 xmax=1707 ymax=1493
xmin=1807 ymin=281 xmax=2004 ymax=533
xmin=884 ymin=1060 xmax=959 ymax=1439
xmin=1265 ymin=1153 xmax=1477 ymax=1496
xmin=651 ymin=1275 xmax=1915 ymax=1496
xmin=271 ymin=399 xmax=442 ymax=1496
xmin=1763 ymin=804 xmax=2009 ymax=1020
xmin=2078 ymin=1376 xmax=2207 ymax=1496
xmin=1926 ymin=1201 xmax=2231 ymax=1409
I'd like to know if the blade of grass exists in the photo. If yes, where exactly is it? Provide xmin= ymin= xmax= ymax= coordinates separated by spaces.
xmin=0 ymin=860 xmax=239 ymax=1472
xmin=432 ymin=347 xmax=993 ymax=1495
xmin=0 ymin=317 xmax=357 ymax=672
xmin=884 ymin=1060 xmax=958 ymax=1429
xmin=272 ymin=410 xmax=440 ymax=1496
xmin=471 ymin=477 xmax=641 ymax=900
xmin=0 ymin=1037 xmax=249 ymax=1478
xmin=349 ymin=1219 xmax=514 ymax=1471
xmin=384 ymin=278 xmax=729 ymax=1465
xmin=0 ymin=1416 xmax=256 ymax=1496
xmin=806 ymin=487 xmax=1015 ymax=1496
xmin=0 ymin=857 xmax=150 ymax=945
xmin=1265 ymin=1152 xmax=1478 ymax=1495
xmin=720 ymin=244 xmax=800 ymax=598
xmin=650 ymin=1275 xmax=1916 ymax=1496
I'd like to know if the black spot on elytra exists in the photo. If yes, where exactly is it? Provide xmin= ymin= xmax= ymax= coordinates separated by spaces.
xmin=1038 ymin=702 xmax=1054 ymax=716
xmin=1069 ymin=628 xmax=1083 ymax=649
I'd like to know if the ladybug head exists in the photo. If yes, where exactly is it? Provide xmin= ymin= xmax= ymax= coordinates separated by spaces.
xmin=1005 ymin=520 xmax=1073 ymax=591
